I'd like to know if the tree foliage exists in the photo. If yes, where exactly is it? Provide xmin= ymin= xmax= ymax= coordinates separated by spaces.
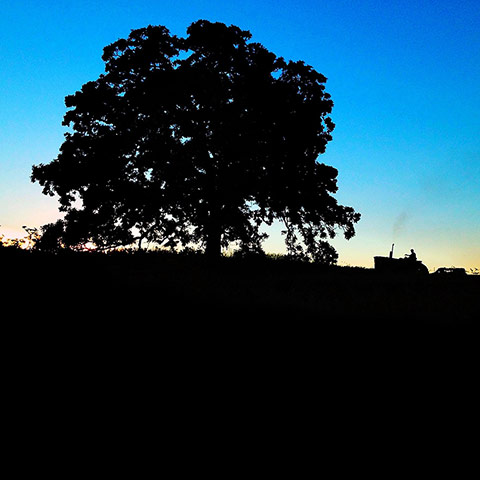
xmin=32 ymin=20 xmax=360 ymax=262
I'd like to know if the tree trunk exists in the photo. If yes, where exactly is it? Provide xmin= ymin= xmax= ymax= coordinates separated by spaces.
xmin=205 ymin=220 xmax=221 ymax=260
xmin=205 ymin=153 xmax=222 ymax=260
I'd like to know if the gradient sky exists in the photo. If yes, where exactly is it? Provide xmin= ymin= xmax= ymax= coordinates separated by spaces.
xmin=1 ymin=0 xmax=479 ymax=270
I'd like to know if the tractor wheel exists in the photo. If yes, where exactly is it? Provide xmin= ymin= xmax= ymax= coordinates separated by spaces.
xmin=417 ymin=263 xmax=429 ymax=275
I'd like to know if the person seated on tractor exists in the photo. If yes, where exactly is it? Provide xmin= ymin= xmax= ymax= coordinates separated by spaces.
xmin=406 ymin=249 xmax=417 ymax=261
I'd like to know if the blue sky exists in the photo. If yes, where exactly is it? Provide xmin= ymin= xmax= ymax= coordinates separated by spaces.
xmin=1 ymin=0 xmax=479 ymax=269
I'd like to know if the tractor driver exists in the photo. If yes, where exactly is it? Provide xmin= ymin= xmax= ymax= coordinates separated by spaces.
xmin=407 ymin=249 xmax=417 ymax=261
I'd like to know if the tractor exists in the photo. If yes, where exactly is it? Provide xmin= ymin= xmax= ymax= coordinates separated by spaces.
xmin=374 ymin=244 xmax=429 ymax=275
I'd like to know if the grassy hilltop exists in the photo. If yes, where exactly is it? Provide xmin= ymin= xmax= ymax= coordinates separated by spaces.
xmin=2 ymin=248 xmax=477 ymax=328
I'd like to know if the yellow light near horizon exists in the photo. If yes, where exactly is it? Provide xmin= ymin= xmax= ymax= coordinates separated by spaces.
xmin=0 ymin=227 xmax=27 ymax=241
xmin=83 ymin=242 xmax=97 ymax=251
xmin=0 ymin=227 xmax=33 ymax=249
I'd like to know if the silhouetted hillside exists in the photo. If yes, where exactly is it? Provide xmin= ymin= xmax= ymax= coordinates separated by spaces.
xmin=3 ymin=247 xmax=478 ymax=398
xmin=3 ymin=248 xmax=477 ymax=326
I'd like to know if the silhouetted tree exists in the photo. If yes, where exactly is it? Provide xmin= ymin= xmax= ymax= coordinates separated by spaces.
xmin=32 ymin=20 xmax=360 ymax=262
xmin=33 ymin=220 xmax=66 ymax=253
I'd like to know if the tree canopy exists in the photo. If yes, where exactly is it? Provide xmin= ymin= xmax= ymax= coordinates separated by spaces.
xmin=32 ymin=20 xmax=360 ymax=262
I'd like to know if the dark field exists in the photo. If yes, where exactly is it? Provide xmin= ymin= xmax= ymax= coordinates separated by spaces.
xmin=2 ymin=249 xmax=477 ymax=393
xmin=3 ymin=249 xmax=477 ymax=326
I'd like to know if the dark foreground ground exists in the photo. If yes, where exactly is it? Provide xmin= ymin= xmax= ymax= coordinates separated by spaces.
xmin=2 ymin=249 xmax=478 ymax=419
xmin=2 ymin=249 xmax=476 ymax=469
xmin=3 ymin=249 xmax=477 ymax=326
